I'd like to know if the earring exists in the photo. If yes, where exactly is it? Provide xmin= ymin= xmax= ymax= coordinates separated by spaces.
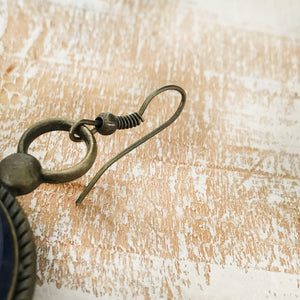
xmin=0 ymin=85 xmax=186 ymax=300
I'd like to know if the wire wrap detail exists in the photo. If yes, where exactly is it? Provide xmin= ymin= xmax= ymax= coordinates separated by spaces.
xmin=116 ymin=112 xmax=144 ymax=130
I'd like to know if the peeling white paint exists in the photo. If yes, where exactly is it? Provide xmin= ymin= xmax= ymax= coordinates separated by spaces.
xmin=1 ymin=0 xmax=299 ymax=299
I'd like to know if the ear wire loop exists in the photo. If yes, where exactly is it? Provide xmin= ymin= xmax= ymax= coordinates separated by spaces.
xmin=75 ymin=85 xmax=186 ymax=205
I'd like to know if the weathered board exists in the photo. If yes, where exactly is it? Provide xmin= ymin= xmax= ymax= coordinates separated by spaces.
xmin=0 ymin=0 xmax=299 ymax=299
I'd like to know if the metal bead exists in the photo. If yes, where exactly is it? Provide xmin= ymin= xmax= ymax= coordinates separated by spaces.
xmin=0 ymin=153 xmax=42 ymax=195
xmin=95 ymin=112 xmax=118 ymax=135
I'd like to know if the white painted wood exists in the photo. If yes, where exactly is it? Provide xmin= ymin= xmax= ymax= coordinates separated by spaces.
xmin=0 ymin=0 xmax=299 ymax=299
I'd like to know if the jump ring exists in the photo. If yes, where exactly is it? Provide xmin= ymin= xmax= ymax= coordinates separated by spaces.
xmin=17 ymin=118 xmax=97 ymax=183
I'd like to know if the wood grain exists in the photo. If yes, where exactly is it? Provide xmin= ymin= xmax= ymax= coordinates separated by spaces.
xmin=0 ymin=0 xmax=299 ymax=299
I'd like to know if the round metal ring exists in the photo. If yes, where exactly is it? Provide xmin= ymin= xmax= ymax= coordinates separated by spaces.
xmin=17 ymin=118 xmax=97 ymax=184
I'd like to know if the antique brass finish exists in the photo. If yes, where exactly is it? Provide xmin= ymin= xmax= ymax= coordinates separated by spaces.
xmin=0 ymin=85 xmax=186 ymax=300
xmin=17 ymin=118 xmax=97 ymax=184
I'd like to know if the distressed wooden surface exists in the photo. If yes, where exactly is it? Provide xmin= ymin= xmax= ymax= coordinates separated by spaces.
xmin=0 ymin=0 xmax=300 ymax=299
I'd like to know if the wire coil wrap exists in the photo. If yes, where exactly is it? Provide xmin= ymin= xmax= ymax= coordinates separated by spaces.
xmin=117 ymin=112 xmax=144 ymax=130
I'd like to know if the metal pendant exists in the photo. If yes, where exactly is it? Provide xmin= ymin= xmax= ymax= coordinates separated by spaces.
xmin=0 ymin=183 xmax=36 ymax=300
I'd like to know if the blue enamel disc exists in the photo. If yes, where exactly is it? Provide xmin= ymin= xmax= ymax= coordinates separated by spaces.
xmin=0 ymin=199 xmax=18 ymax=299
xmin=0 ymin=183 xmax=36 ymax=300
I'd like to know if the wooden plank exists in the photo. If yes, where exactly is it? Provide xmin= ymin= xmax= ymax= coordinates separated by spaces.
xmin=0 ymin=0 xmax=299 ymax=298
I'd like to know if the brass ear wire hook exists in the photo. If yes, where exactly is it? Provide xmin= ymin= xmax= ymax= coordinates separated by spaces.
xmin=72 ymin=84 xmax=186 ymax=205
